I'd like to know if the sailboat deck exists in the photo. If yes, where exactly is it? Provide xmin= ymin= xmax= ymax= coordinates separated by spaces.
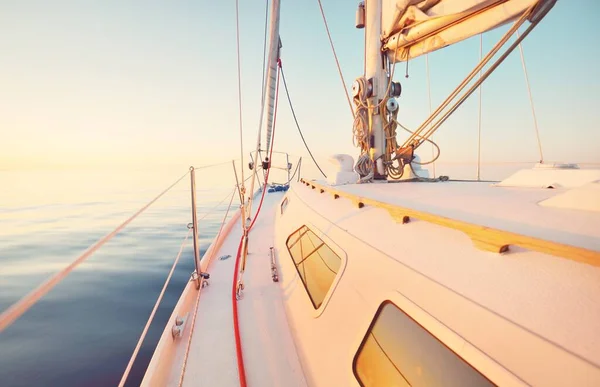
xmin=181 ymin=191 xmax=307 ymax=387
xmin=289 ymin=179 xmax=600 ymax=374
xmin=303 ymin=179 xmax=600 ymax=258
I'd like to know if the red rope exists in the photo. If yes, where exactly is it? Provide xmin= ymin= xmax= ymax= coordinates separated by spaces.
xmin=231 ymin=61 xmax=281 ymax=387
xmin=231 ymin=235 xmax=247 ymax=387
xmin=248 ymin=66 xmax=280 ymax=232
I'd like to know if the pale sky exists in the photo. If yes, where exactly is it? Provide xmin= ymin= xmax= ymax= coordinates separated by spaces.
xmin=1 ymin=0 xmax=599 ymax=172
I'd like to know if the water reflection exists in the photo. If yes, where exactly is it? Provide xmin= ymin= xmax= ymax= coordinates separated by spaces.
xmin=0 ymin=166 xmax=237 ymax=386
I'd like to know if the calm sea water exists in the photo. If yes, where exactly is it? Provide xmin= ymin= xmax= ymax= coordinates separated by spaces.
xmin=0 ymin=167 xmax=237 ymax=387
xmin=2 ymin=161 xmax=593 ymax=386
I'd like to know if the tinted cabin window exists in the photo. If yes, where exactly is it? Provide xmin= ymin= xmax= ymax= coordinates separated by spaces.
xmin=354 ymin=301 xmax=494 ymax=387
xmin=285 ymin=225 xmax=342 ymax=309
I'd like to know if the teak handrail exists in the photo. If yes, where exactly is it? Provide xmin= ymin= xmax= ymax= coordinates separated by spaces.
xmin=300 ymin=179 xmax=600 ymax=268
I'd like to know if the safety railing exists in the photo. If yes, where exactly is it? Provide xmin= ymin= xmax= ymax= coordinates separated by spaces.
xmin=0 ymin=162 xmax=243 ymax=385
xmin=0 ymin=154 xmax=303 ymax=386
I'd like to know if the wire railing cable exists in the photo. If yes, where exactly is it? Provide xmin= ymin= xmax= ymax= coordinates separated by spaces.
xmin=0 ymin=170 xmax=190 ymax=333
xmin=280 ymin=64 xmax=327 ymax=178
xmin=118 ymin=229 xmax=192 ymax=387
xmin=192 ymin=160 xmax=237 ymax=171
xmin=316 ymin=0 xmax=354 ymax=117
xmin=198 ymin=186 xmax=238 ymax=221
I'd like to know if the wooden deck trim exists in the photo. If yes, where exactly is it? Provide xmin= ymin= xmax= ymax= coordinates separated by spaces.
xmin=299 ymin=179 xmax=600 ymax=267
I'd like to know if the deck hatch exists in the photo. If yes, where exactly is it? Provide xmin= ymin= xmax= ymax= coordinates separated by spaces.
xmin=353 ymin=301 xmax=494 ymax=387
xmin=285 ymin=225 xmax=342 ymax=309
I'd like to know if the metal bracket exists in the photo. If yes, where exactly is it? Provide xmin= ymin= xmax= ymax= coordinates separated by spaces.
xmin=236 ymin=281 xmax=244 ymax=300
xmin=191 ymin=271 xmax=210 ymax=289
xmin=270 ymin=247 xmax=279 ymax=282
xmin=172 ymin=313 xmax=189 ymax=339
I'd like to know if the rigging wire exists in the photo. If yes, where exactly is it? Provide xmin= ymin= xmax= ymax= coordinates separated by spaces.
xmin=477 ymin=34 xmax=483 ymax=181
xmin=192 ymin=160 xmax=235 ymax=170
xmin=250 ymin=0 xmax=270 ymax=189
xmin=273 ymin=157 xmax=302 ymax=186
xmin=398 ymin=5 xmax=540 ymax=151
xmin=119 ymin=229 xmax=192 ymax=387
xmin=279 ymin=63 xmax=327 ymax=178
xmin=231 ymin=63 xmax=282 ymax=387
xmin=425 ymin=53 xmax=436 ymax=178
xmin=234 ymin=0 xmax=246 ymax=207
xmin=0 ymin=170 xmax=190 ymax=333
xmin=248 ymin=63 xmax=280 ymax=232
xmin=248 ymin=0 xmax=279 ymax=230
xmin=230 ymin=24 xmax=283 ymax=387
xmin=260 ymin=0 xmax=270 ymax=103
xmin=393 ymin=117 xmax=441 ymax=165
xmin=197 ymin=186 xmax=238 ymax=221
xmin=316 ymin=0 xmax=354 ymax=117
xmin=517 ymin=29 xmax=544 ymax=163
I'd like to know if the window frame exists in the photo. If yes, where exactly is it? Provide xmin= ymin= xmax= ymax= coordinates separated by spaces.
xmin=285 ymin=224 xmax=345 ymax=312
xmin=352 ymin=300 xmax=494 ymax=387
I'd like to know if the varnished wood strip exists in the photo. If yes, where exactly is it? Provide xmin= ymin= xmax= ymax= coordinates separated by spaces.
xmin=304 ymin=181 xmax=600 ymax=267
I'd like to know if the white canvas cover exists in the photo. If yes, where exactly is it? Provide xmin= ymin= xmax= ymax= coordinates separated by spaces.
xmin=382 ymin=0 xmax=555 ymax=62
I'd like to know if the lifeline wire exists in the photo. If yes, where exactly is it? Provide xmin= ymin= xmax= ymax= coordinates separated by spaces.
xmin=119 ymin=229 xmax=192 ymax=387
xmin=0 ymin=170 xmax=190 ymax=332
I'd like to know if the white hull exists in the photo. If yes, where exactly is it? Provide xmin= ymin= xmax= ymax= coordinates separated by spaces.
xmin=144 ymin=175 xmax=600 ymax=386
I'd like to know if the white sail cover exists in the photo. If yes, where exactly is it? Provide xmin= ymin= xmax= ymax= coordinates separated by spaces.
xmin=382 ymin=0 xmax=555 ymax=62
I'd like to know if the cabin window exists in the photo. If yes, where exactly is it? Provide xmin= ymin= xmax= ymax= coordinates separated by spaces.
xmin=281 ymin=197 xmax=289 ymax=215
xmin=354 ymin=301 xmax=494 ymax=387
xmin=285 ymin=225 xmax=342 ymax=309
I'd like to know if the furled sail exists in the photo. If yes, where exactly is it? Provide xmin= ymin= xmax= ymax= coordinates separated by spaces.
xmin=382 ymin=0 xmax=556 ymax=62
xmin=264 ymin=0 xmax=282 ymax=156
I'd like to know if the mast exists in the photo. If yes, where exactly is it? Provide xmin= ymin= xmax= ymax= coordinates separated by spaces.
xmin=247 ymin=0 xmax=281 ymax=219
xmin=364 ymin=0 xmax=387 ymax=179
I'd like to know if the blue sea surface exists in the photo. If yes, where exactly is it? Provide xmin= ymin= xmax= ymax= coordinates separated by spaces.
xmin=0 ymin=167 xmax=237 ymax=387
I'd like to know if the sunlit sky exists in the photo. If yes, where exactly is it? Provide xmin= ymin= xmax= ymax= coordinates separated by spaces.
xmin=1 ymin=0 xmax=598 ymax=173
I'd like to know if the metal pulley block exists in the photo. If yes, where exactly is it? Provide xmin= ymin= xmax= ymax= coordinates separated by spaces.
xmin=262 ymin=158 xmax=271 ymax=170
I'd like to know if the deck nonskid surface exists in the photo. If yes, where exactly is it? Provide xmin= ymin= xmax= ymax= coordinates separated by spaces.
xmin=182 ymin=191 xmax=306 ymax=387
xmin=292 ymin=181 xmax=600 ymax=369
xmin=333 ymin=180 xmax=600 ymax=251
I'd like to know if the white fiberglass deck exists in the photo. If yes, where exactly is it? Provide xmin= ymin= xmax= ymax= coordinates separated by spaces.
xmin=327 ymin=179 xmax=600 ymax=251
xmin=290 ymin=179 xmax=600 ymax=374
xmin=181 ymin=191 xmax=306 ymax=387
